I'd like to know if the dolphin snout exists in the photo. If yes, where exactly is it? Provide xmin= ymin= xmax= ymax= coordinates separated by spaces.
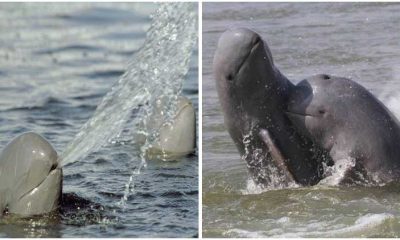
xmin=214 ymin=28 xmax=264 ymax=84
xmin=219 ymin=28 xmax=261 ymax=52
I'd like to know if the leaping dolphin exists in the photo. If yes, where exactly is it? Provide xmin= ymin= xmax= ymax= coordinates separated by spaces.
xmin=213 ymin=28 xmax=330 ymax=187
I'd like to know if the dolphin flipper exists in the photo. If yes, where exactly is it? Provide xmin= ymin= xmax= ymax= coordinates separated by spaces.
xmin=259 ymin=129 xmax=296 ymax=183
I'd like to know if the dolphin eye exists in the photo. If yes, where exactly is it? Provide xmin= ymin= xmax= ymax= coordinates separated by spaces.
xmin=319 ymin=109 xmax=326 ymax=115
xmin=226 ymin=74 xmax=234 ymax=81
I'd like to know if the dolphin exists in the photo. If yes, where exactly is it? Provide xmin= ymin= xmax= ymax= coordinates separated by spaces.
xmin=139 ymin=95 xmax=196 ymax=160
xmin=0 ymin=132 xmax=62 ymax=217
xmin=287 ymin=74 xmax=400 ymax=184
xmin=213 ymin=28 xmax=330 ymax=187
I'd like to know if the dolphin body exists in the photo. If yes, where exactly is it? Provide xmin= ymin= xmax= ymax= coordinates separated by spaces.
xmin=287 ymin=75 xmax=400 ymax=185
xmin=214 ymin=28 xmax=330 ymax=187
xmin=0 ymin=132 xmax=62 ymax=217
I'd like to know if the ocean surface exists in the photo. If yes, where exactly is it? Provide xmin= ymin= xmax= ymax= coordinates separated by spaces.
xmin=203 ymin=2 xmax=400 ymax=237
xmin=0 ymin=3 xmax=198 ymax=237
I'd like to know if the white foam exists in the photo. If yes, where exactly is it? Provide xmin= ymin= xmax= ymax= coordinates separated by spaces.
xmin=222 ymin=211 xmax=394 ymax=238
xmin=224 ymin=228 xmax=268 ymax=238
xmin=318 ymin=157 xmax=356 ymax=186
xmin=241 ymin=176 xmax=299 ymax=195
xmin=272 ymin=213 xmax=394 ymax=238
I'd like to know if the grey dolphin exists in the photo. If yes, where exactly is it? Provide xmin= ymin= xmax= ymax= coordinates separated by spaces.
xmin=0 ymin=132 xmax=62 ymax=217
xmin=287 ymin=74 xmax=400 ymax=184
xmin=213 ymin=28 xmax=329 ymax=186
xmin=147 ymin=95 xmax=196 ymax=160
xmin=138 ymin=95 xmax=196 ymax=160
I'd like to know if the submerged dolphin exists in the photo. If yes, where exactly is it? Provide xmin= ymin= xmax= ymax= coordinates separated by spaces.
xmin=0 ymin=132 xmax=62 ymax=217
xmin=213 ymin=28 xmax=329 ymax=187
xmin=287 ymin=75 xmax=400 ymax=184
xmin=141 ymin=95 xmax=196 ymax=160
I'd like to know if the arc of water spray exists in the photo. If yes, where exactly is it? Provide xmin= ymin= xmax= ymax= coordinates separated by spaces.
xmin=60 ymin=3 xmax=197 ymax=207
xmin=61 ymin=3 xmax=197 ymax=169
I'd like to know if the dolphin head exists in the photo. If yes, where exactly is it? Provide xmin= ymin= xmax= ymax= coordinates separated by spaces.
xmin=0 ymin=132 xmax=62 ymax=216
xmin=286 ymin=74 xmax=358 ymax=150
xmin=145 ymin=95 xmax=196 ymax=160
xmin=213 ymin=28 xmax=275 ymax=98
xmin=214 ymin=28 xmax=288 ymax=121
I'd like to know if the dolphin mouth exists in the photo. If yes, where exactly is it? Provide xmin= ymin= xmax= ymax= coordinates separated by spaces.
xmin=235 ymin=37 xmax=261 ymax=77
xmin=285 ymin=111 xmax=315 ymax=118
xmin=49 ymin=162 xmax=58 ymax=172
xmin=17 ymin=163 xmax=60 ymax=201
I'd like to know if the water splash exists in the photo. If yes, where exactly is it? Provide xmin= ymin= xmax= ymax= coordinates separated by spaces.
xmin=242 ymin=124 xmax=298 ymax=191
xmin=60 ymin=2 xmax=197 ymax=167
xmin=318 ymin=157 xmax=356 ymax=186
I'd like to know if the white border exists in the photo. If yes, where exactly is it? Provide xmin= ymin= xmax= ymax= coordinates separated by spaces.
xmin=198 ymin=1 xmax=203 ymax=238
